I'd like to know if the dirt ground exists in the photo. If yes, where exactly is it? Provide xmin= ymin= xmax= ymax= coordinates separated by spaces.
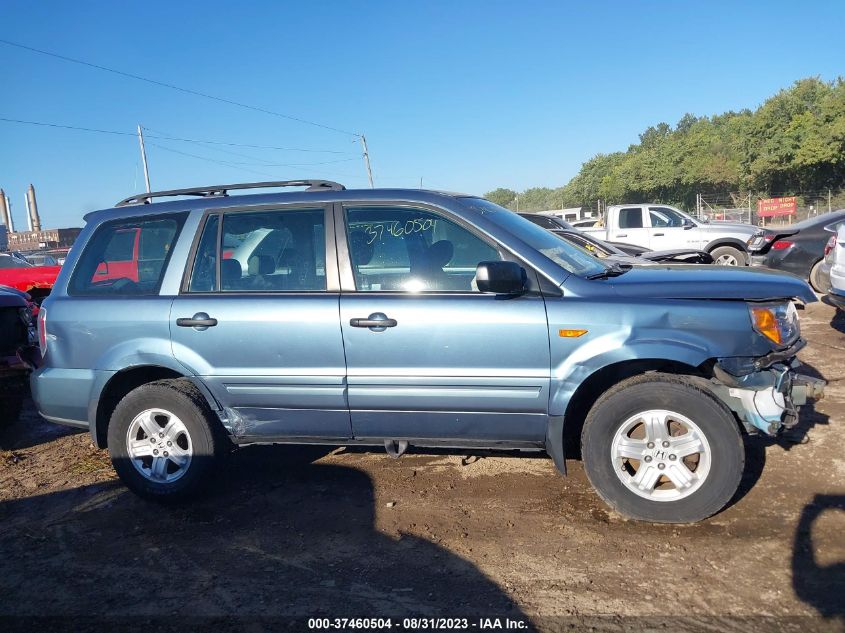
xmin=1 ymin=302 xmax=843 ymax=632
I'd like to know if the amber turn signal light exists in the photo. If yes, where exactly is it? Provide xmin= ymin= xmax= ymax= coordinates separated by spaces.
xmin=559 ymin=329 xmax=588 ymax=338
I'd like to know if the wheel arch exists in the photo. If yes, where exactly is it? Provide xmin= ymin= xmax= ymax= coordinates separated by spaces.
xmin=91 ymin=365 xmax=220 ymax=448
xmin=704 ymin=238 xmax=749 ymax=254
xmin=549 ymin=358 xmax=706 ymax=469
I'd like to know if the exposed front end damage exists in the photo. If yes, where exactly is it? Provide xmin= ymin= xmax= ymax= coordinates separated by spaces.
xmin=707 ymin=340 xmax=826 ymax=435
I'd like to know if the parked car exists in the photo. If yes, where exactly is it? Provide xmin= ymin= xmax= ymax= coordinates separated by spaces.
xmin=0 ymin=285 xmax=37 ymax=426
xmin=582 ymin=204 xmax=757 ymax=265
xmin=32 ymin=180 xmax=824 ymax=523
xmin=748 ymin=210 xmax=845 ymax=291
xmin=820 ymin=223 xmax=845 ymax=310
xmin=518 ymin=213 xmax=713 ymax=264
xmin=0 ymin=252 xmax=62 ymax=304
xmin=550 ymin=229 xmax=713 ymax=265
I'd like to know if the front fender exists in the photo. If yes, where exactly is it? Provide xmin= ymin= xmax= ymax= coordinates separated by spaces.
xmin=549 ymin=338 xmax=710 ymax=416
xmin=544 ymin=296 xmax=762 ymax=417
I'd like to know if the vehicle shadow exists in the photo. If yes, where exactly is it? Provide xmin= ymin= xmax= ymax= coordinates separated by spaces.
xmin=791 ymin=494 xmax=845 ymax=622
xmin=829 ymin=304 xmax=845 ymax=333
xmin=0 ymin=396 xmax=83 ymax=452
xmin=0 ymin=446 xmax=534 ymax=630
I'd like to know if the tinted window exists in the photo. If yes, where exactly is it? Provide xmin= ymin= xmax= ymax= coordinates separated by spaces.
xmin=619 ymin=208 xmax=644 ymax=229
xmin=217 ymin=209 xmax=326 ymax=292
xmin=103 ymin=230 xmax=136 ymax=261
xmin=188 ymin=215 xmax=219 ymax=292
xmin=69 ymin=215 xmax=184 ymax=296
xmin=346 ymin=206 xmax=501 ymax=292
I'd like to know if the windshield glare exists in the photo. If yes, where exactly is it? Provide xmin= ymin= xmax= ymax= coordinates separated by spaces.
xmin=461 ymin=199 xmax=608 ymax=278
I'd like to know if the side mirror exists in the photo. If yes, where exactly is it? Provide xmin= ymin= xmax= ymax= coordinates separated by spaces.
xmin=476 ymin=261 xmax=527 ymax=295
xmin=683 ymin=218 xmax=695 ymax=230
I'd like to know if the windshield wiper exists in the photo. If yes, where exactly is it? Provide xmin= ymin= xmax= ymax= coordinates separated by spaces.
xmin=585 ymin=262 xmax=633 ymax=280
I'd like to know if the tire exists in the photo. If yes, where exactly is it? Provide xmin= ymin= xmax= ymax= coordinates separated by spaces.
xmin=581 ymin=373 xmax=744 ymax=523
xmin=808 ymin=260 xmax=825 ymax=293
xmin=107 ymin=378 xmax=223 ymax=501
xmin=709 ymin=245 xmax=746 ymax=266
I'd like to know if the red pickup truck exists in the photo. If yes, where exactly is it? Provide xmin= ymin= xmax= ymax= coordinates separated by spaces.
xmin=0 ymin=253 xmax=62 ymax=303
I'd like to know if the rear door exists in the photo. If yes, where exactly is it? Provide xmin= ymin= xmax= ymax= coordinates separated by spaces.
xmin=610 ymin=207 xmax=650 ymax=247
xmin=170 ymin=204 xmax=350 ymax=440
xmin=336 ymin=202 xmax=551 ymax=443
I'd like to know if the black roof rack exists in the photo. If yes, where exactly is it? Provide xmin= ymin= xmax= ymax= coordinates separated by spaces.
xmin=115 ymin=179 xmax=346 ymax=207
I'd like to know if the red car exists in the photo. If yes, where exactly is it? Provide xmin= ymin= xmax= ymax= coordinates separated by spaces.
xmin=0 ymin=252 xmax=62 ymax=303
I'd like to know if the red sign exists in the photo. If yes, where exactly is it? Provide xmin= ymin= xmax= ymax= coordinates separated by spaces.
xmin=757 ymin=196 xmax=797 ymax=218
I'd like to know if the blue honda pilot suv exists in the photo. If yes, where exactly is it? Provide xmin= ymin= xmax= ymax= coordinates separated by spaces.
xmin=31 ymin=180 xmax=825 ymax=523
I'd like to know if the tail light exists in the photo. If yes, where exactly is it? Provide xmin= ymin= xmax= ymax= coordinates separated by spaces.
xmin=824 ymin=235 xmax=836 ymax=257
xmin=771 ymin=240 xmax=794 ymax=251
xmin=38 ymin=307 xmax=47 ymax=356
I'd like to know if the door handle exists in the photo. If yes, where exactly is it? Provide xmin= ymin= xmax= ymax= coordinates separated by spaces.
xmin=616 ymin=233 xmax=627 ymax=238
xmin=176 ymin=312 xmax=218 ymax=330
xmin=350 ymin=312 xmax=397 ymax=331
xmin=653 ymin=232 xmax=665 ymax=236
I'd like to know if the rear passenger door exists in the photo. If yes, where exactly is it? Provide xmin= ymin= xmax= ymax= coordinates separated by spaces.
xmin=170 ymin=204 xmax=351 ymax=440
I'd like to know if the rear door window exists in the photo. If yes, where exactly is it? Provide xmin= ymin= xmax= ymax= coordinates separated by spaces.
xmin=618 ymin=208 xmax=644 ymax=229
xmin=186 ymin=208 xmax=327 ymax=292
xmin=68 ymin=214 xmax=185 ymax=296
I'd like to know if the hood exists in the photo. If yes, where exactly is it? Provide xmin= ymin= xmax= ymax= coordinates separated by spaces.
xmin=606 ymin=265 xmax=816 ymax=302
xmin=698 ymin=221 xmax=758 ymax=236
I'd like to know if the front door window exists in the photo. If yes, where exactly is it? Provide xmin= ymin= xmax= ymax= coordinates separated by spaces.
xmin=345 ymin=207 xmax=501 ymax=292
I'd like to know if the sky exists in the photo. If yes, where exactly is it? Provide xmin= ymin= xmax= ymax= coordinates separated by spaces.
xmin=1 ymin=0 xmax=844 ymax=229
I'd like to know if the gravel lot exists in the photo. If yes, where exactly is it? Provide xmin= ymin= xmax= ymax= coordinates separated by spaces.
xmin=1 ymin=302 xmax=843 ymax=632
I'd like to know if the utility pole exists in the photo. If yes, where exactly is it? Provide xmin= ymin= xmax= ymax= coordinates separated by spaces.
xmin=359 ymin=134 xmax=374 ymax=188
xmin=137 ymin=125 xmax=152 ymax=193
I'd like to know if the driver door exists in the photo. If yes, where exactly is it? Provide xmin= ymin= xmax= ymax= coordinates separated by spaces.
xmin=336 ymin=203 xmax=551 ymax=444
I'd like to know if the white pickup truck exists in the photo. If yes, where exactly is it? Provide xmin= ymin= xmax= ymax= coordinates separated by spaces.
xmin=583 ymin=204 xmax=758 ymax=265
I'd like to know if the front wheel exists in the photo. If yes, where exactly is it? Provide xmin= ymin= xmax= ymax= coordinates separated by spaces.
xmin=107 ymin=379 xmax=223 ymax=501
xmin=581 ymin=373 xmax=744 ymax=523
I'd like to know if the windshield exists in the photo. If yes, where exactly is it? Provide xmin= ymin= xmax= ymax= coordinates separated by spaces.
xmin=461 ymin=198 xmax=607 ymax=278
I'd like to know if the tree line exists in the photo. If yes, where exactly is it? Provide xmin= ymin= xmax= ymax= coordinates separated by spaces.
xmin=486 ymin=77 xmax=845 ymax=212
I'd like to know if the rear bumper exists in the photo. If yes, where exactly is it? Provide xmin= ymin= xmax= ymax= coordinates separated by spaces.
xmin=30 ymin=366 xmax=112 ymax=430
xmin=749 ymin=253 xmax=768 ymax=267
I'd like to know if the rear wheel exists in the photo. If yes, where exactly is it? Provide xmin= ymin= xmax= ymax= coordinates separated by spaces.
xmin=809 ymin=260 xmax=825 ymax=293
xmin=107 ymin=379 xmax=223 ymax=501
xmin=710 ymin=245 xmax=746 ymax=266
xmin=581 ymin=373 xmax=744 ymax=523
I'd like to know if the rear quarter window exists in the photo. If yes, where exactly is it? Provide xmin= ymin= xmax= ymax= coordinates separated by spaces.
xmin=68 ymin=213 xmax=186 ymax=296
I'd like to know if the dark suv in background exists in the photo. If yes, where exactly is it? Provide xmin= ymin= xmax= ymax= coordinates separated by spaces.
xmin=0 ymin=285 xmax=36 ymax=426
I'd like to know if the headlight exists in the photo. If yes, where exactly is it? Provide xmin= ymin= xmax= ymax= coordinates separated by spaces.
xmin=749 ymin=302 xmax=799 ymax=346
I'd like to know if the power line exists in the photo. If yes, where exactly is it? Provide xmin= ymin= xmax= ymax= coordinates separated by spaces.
xmin=0 ymin=116 xmax=355 ymax=154
xmin=141 ymin=126 xmax=358 ymax=166
xmin=0 ymin=38 xmax=360 ymax=137
xmin=149 ymin=142 xmax=369 ymax=181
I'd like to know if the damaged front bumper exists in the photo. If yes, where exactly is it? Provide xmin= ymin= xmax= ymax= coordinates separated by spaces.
xmin=710 ymin=340 xmax=826 ymax=435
